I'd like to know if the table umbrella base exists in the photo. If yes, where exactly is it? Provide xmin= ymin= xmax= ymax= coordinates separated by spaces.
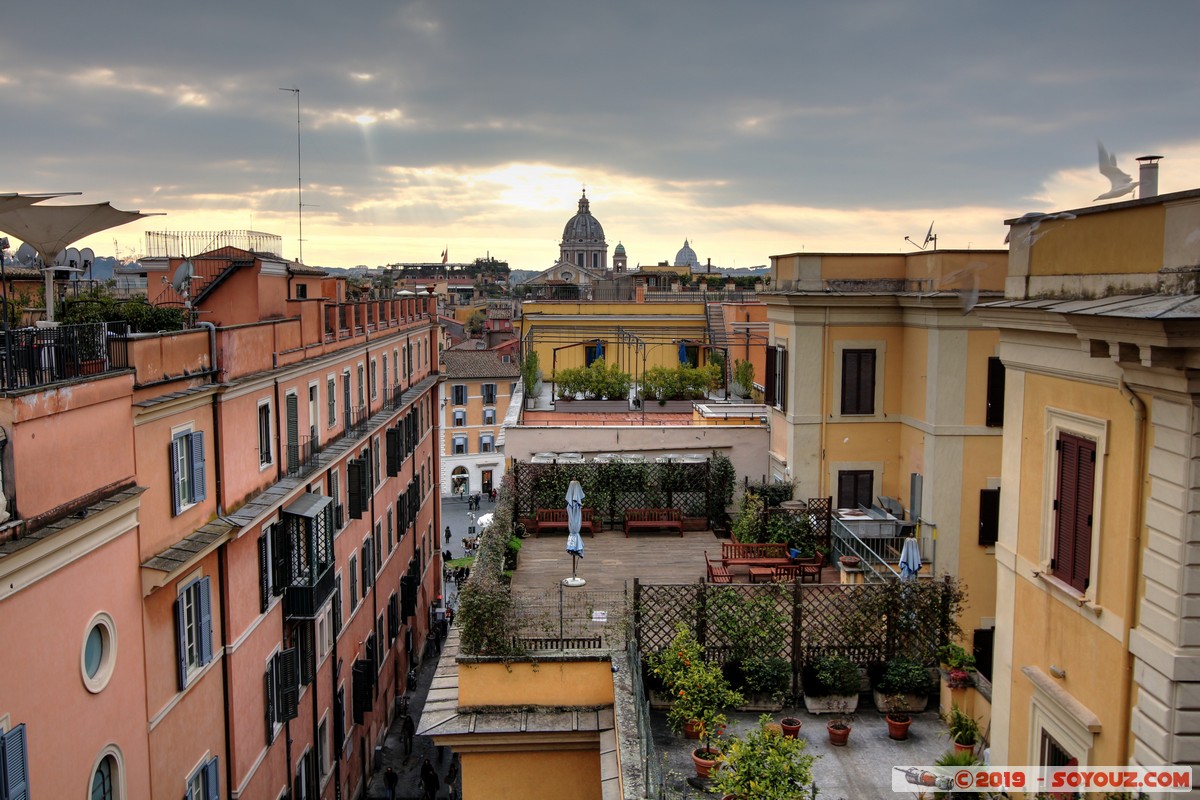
xmin=562 ymin=577 xmax=587 ymax=587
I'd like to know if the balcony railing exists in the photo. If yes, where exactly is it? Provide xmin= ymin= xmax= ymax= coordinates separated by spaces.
xmin=0 ymin=321 xmax=131 ymax=391
xmin=347 ymin=404 xmax=370 ymax=438
xmin=285 ymin=435 xmax=322 ymax=479
xmin=284 ymin=564 xmax=335 ymax=619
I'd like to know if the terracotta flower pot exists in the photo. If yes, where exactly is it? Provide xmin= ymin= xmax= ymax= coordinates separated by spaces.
xmin=827 ymin=720 xmax=851 ymax=746
xmin=886 ymin=714 xmax=912 ymax=740
xmin=839 ymin=555 xmax=861 ymax=567
xmin=692 ymin=747 xmax=719 ymax=778
xmin=780 ymin=716 xmax=803 ymax=739
xmin=953 ymin=740 xmax=975 ymax=755
xmin=683 ymin=718 xmax=701 ymax=739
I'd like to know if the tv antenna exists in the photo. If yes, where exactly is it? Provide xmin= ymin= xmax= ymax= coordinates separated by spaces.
xmin=279 ymin=86 xmax=304 ymax=264
xmin=905 ymin=221 xmax=937 ymax=251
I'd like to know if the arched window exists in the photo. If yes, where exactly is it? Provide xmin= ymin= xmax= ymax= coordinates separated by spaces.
xmin=90 ymin=749 xmax=123 ymax=800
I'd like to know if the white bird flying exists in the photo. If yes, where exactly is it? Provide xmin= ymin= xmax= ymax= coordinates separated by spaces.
xmin=1095 ymin=140 xmax=1138 ymax=201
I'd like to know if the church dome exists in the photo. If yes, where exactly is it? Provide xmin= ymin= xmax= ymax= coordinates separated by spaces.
xmin=674 ymin=239 xmax=699 ymax=269
xmin=614 ymin=242 xmax=625 ymax=255
xmin=562 ymin=192 xmax=605 ymax=242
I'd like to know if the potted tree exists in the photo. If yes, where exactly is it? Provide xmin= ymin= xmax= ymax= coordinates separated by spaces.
xmin=712 ymin=714 xmax=816 ymax=799
xmin=941 ymin=703 xmax=982 ymax=755
xmin=873 ymin=655 xmax=931 ymax=714
xmin=826 ymin=697 xmax=855 ymax=746
xmin=668 ymin=658 xmax=743 ymax=778
xmin=802 ymin=653 xmax=861 ymax=715
xmin=883 ymin=693 xmax=914 ymax=740
xmin=646 ymin=623 xmax=704 ymax=710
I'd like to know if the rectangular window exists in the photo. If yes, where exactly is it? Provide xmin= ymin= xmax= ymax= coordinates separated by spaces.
xmin=836 ymin=470 xmax=874 ymax=510
xmin=483 ymin=408 xmax=496 ymax=425
xmin=186 ymin=755 xmax=219 ymax=800
xmin=841 ymin=349 xmax=876 ymax=415
xmin=387 ymin=508 xmax=394 ymax=553
xmin=316 ymin=603 xmax=334 ymax=660
xmin=357 ymin=364 xmax=365 ymax=407
xmin=373 ymin=523 xmax=383 ymax=576
xmin=764 ymin=346 xmax=787 ymax=411
xmin=393 ymin=350 xmax=399 ymax=385
xmin=361 ymin=539 xmax=372 ymax=590
xmin=258 ymin=402 xmax=272 ymax=466
xmin=327 ymin=377 xmax=336 ymax=428
xmin=479 ymin=434 xmax=494 ymax=453
xmin=170 ymin=430 xmax=207 ymax=515
xmin=318 ymin=717 xmax=330 ymax=777
xmin=453 ymin=410 xmax=466 ymax=428
xmin=332 ymin=573 xmax=343 ymax=635
xmin=176 ymin=576 xmax=213 ymax=690
xmin=452 ymin=384 xmax=467 ymax=405
xmin=452 ymin=435 xmax=467 ymax=455
xmin=348 ymin=554 xmax=358 ymax=612
xmin=258 ymin=525 xmax=280 ymax=613
xmin=482 ymin=383 xmax=497 ymax=405
xmin=330 ymin=469 xmax=343 ymax=531
xmin=986 ymin=356 xmax=1006 ymax=427
xmin=370 ymin=359 xmax=378 ymax=400
xmin=373 ymin=436 xmax=382 ymax=487
xmin=1052 ymin=432 xmax=1096 ymax=593
xmin=978 ymin=488 xmax=1001 ymax=546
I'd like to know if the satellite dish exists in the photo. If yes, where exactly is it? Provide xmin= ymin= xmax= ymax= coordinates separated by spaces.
xmin=15 ymin=243 xmax=36 ymax=266
xmin=51 ymin=248 xmax=84 ymax=272
xmin=80 ymin=247 xmax=94 ymax=267
xmin=171 ymin=260 xmax=196 ymax=296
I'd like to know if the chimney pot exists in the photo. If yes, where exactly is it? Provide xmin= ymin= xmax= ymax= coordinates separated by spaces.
xmin=1136 ymin=155 xmax=1163 ymax=199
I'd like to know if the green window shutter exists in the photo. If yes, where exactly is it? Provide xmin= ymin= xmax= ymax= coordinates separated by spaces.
xmin=190 ymin=431 xmax=207 ymax=503
xmin=2 ymin=723 xmax=29 ymax=800
xmin=258 ymin=533 xmax=270 ymax=613
xmin=264 ymin=668 xmax=276 ymax=744
xmin=277 ymin=648 xmax=299 ymax=721
xmin=348 ymin=460 xmax=364 ymax=519
xmin=175 ymin=592 xmax=189 ymax=690
xmin=170 ymin=438 xmax=182 ymax=516
xmin=198 ymin=576 xmax=213 ymax=666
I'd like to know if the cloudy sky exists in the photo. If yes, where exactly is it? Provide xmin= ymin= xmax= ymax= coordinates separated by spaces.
xmin=2 ymin=0 xmax=1198 ymax=270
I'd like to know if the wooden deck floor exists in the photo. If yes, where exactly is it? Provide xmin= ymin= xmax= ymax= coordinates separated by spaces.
xmin=509 ymin=528 xmax=837 ymax=591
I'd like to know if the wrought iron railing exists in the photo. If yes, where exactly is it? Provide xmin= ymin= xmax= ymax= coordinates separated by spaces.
xmin=285 ymin=435 xmax=322 ymax=479
xmin=830 ymin=517 xmax=900 ymax=582
xmin=347 ymin=404 xmax=370 ymax=438
xmin=0 ymin=321 xmax=130 ymax=390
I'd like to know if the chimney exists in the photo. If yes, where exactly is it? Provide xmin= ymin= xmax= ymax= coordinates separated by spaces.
xmin=1136 ymin=155 xmax=1163 ymax=199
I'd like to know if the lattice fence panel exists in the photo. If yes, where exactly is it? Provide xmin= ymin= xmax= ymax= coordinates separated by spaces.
xmin=797 ymin=584 xmax=887 ymax=665
xmin=635 ymin=582 xmax=703 ymax=655
xmin=509 ymin=587 xmax=629 ymax=649
xmin=700 ymin=583 xmax=794 ymax=662
xmin=512 ymin=461 xmax=713 ymax=526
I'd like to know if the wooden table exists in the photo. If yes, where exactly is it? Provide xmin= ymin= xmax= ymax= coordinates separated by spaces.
xmin=748 ymin=566 xmax=774 ymax=583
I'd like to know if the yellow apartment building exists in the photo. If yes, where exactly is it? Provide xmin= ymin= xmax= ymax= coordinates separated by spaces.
xmin=761 ymin=249 xmax=1009 ymax=641
xmin=439 ymin=350 xmax=521 ymax=498
xmin=978 ymin=178 xmax=1200 ymax=781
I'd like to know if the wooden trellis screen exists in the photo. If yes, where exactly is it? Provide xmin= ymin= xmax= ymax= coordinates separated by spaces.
xmin=633 ymin=578 xmax=954 ymax=673
xmin=510 ymin=460 xmax=713 ymax=527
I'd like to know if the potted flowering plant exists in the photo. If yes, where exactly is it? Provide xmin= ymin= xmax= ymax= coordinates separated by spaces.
xmin=712 ymin=714 xmax=815 ymax=799
xmin=669 ymin=658 xmax=743 ymax=777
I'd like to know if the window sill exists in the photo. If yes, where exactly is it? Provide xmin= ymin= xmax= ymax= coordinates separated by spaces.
xmin=1032 ymin=568 xmax=1101 ymax=617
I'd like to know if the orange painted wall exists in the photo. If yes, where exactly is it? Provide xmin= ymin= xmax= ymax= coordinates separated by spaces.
xmin=0 ymin=529 xmax=152 ymax=800
xmin=5 ymin=376 xmax=135 ymax=520
xmin=461 ymin=749 xmax=602 ymax=800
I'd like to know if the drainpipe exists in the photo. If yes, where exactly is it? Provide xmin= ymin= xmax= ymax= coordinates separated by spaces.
xmin=1117 ymin=376 xmax=1146 ymax=764
xmin=818 ymin=307 xmax=830 ymax=497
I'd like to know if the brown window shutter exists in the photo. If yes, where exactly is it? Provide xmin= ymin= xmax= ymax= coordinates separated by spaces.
xmin=764 ymin=346 xmax=777 ymax=407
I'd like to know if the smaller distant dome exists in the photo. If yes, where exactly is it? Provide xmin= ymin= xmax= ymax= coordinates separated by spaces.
xmin=614 ymin=242 xmax=626 ymax=255
xmin=674 ymin=239 xmax=699 ymax=269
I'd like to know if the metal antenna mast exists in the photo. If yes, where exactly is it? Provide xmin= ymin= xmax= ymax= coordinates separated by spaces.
xmin=279 ymin=87 xmax=303 ymax=263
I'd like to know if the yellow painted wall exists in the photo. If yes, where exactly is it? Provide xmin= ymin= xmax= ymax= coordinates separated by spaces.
xmin=822 ymin=254 xmax=907 ymax=280
xmin=458 ymin=660 xmax=616 ymax=708
xmin=461 ymin=749 xmax=601 ymax=800
xmin=957 ymin=435 xmax=1001 ymax=632
xmin=900 ymin=327 xmax=928 ymax=422
xmin=1028 ymin=205 xmax=1164 ymax=276
xmin=962 ymin=331 xmax=1001 ymax=427
xmin=825 ymin=326 xmax=906 ymax=416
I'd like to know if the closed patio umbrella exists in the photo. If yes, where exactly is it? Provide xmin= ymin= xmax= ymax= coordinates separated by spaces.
xmin=899 ymin=537 xmax=922 ymax=580
xmin=563 ymin=479 xmax=586 ymax=587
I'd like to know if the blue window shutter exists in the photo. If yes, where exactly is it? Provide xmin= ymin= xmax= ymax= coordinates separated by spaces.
xmin=191 ymin=431 xmax=207 ymax=503
xmin=170 ymin=438 xmax=182 ymax=516
xmin=204 ymin=756 xmax=219 ymax=800
xmin=2 ymin=723 xmax=29 ymax=800
xmin=198 ymin=576 xmax=213 ymax=666
xmin=175 ymin=593 xmax=189 ymax=690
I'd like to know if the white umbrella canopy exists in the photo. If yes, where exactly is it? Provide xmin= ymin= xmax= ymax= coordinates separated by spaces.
xmin=0 ymin=202 xmax=159 ymax=266
xmin=899 ymin=537 xmax=922 ymax=580
xmin=0 ymin=192 xmax=78 ymax=218
xmin=564 ymin=479 xmax=586 ymax=586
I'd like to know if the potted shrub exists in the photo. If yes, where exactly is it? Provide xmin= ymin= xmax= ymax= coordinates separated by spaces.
xmin=802 ymin=653 xmax=861 ymax=714
xmin=930 ymin=747 xmax=983 ymax=799
xmin=873 ymin=656 xmax=931 ymax=713
xmin=669 ymin=659 xmax=742 ymax=777
xmin=646 ymin=623 xmax=703 ymax=700
xmin=883 ymin=693 xmax=913 ymax=740
xmin=826 ymin=698 xmax=855 ymax=746
xmin=712 ymin=714 xmax=816 ymax=799
xmin=941 ymin=703 xmax=981 ymax=755
xmin=779 ymin=715 xmax=803 ymax=739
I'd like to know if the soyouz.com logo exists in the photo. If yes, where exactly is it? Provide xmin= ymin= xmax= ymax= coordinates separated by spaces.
xmin=893 ymin=765 xmax=1193 ymax=793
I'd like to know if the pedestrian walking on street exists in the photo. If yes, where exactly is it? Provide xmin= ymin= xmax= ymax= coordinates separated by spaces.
xmin=401 ymin=713 xmax=416 ymax=757
xmin=444 ymin=525 xmax=452 ymax=544
xmin=420 ymin=757 xmax=441 ymax=800
xmin=384 ymin=766 xmax=399 ymax=800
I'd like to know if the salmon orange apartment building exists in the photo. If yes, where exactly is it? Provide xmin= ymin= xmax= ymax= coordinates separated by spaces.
xmin=0 ymin=241 xmax=442 ymax=800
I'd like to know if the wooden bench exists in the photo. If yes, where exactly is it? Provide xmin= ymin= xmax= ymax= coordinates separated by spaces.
xmin=772 ymin=554 xmax=825 ymax=584
xmin=534 ymin=508 xmax=595 ymax=538
xmin=720 ymin=542 xmax=792 ymax=568
xmin=705 ymin=550 xmax=733 ymax=584
xmin=624 ymin=508 xmax=683 ymax=538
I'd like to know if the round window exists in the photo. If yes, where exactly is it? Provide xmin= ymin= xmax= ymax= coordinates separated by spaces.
xmin=81 ymin=612 xmax=117 ymax=693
